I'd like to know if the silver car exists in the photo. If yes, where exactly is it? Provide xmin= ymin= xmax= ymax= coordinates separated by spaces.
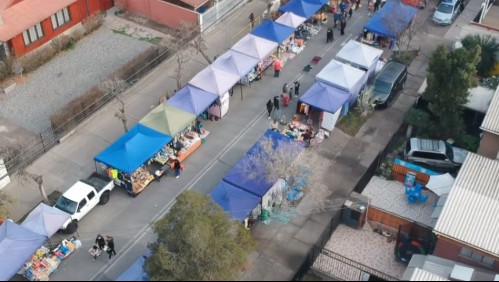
xmin=404 ymin=138 xmax=469 ymax=171
xmin=432 ymin=0 xmax=462 ymax=25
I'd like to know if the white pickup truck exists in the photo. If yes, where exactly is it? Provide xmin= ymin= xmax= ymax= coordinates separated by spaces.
xmin=54 ymin=172 xmax=115 ymax=234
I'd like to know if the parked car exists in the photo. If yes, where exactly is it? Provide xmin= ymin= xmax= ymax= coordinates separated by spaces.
xmin=432 ymin=0 xmax=462 ymax=25
xmin=372 ymin=62 xmax=407 ymax=107
xmin=54 ymin=172 xmax=115 ymax=233
xmin=404 ymin=138 xmax=469 ymax=171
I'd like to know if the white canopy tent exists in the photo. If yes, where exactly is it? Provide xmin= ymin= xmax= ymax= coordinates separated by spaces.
xmin=425 ymin=173 xmax=455 ymax=196
xmin=315 ymin=59 xmax=368 ymax=103
xmin=275 ymin=12 xmax=306 ymax=28
xmin=188 ymin=65 xmax=241 ymax=96
xmin=335 ymin=40 xmax=383 ymax=78
xmin=230 ymin=34 xmax=278 ymax=60
xmin=211 ymin=49 xmax=259 ymax=78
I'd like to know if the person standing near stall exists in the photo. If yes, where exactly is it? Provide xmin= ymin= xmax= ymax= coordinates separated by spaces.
xmin=173 ymin=159 xmax=182 ymax=179
xmin=340 ymin=19 xmax=346 ymax=35
xmin=95 ymin=234 xmax=106 ymax=251
xmin=273 ymin=59 xmax=281 ymax=77
xmin=266 ymin=99 xmax=273 ymax=119
xmin=294 ymin=81 xmax=301 ymax=98
xmin=326 ymin=27 xmax=334 ymax=43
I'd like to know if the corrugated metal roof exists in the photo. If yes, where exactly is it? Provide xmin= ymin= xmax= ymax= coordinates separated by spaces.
xmin=480 ymin=85 xmax=499 ymax=134
xmin=0 ymin=0 xmax=77 ymax=42
xmin=434 ymin=153 xmax=499 ymax=257
xmin=409 ymin=268 xmax=449 ymax=281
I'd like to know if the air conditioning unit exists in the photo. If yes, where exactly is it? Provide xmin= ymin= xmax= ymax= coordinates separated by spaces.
xmin=341 ymin=192 xmax=369 ymax=230
xmin=450 ymin=265 xmax=474 ymax=281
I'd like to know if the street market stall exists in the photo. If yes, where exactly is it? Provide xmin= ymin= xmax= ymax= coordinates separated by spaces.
xmin=275 ymin=11 xmax=307 ymax=28
xmin=21 ymin=203 xmax=70 ymax=238
xmin=362 ymin=0 xmax=419 ymax=48
xmin=116 ymin=250 xmax=151 ymax=281
xmin=165 ymin=85 xmax=218 ymax=116
xmin=278 ymin=0 xmax=322 ymax=19
xmin=212 ymin=49 xmax=260 ymax=85
xmin=250 ymin=19 xmax=296 ymax=44
xmin=210 ymin=181 xmax=261 ymax=223
xmin=335 ymin=40 xmax=383 ymax=79
xmin=315 ymin=59 xmax=368 ymax=104
xmin=94 ymin=124 xmax=173 ymax=196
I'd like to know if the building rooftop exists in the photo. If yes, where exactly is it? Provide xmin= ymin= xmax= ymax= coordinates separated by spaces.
xmin=480 ymin=85 xmax=499 ymax=135
xmin=0 ymin=0 xmax=76 ymax=42
xmin=434 ymin=153 xmax=499 ymax=258
xmin=361 ymin=176 xmax=438 ymax=227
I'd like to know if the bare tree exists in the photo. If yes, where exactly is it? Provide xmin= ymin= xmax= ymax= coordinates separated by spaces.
xmin=99 ymin=77 xmax=129 ymax=132
xmin=236 ymin=136 xmax=324 ymax=208
xmin=397 ymin=12 xmax=425 ymax=52
xmin=380 ymin=6 xmax=423 ymax=51
xmin=0 ymin=142 xmax=50 ymax=204
xmin=0 ymin=189 xmax=15 ymax=220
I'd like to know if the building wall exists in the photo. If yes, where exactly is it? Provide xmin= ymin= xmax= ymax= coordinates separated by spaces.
xmin=477 ymin=132 xmax=499 ymax=159
xmin=367 ymin=206 xmax=412 ymax=231
xmin=122 ymin=0 xmax=198 ymax=29
xmin=433 ymin=236 xmax=499 ymax=272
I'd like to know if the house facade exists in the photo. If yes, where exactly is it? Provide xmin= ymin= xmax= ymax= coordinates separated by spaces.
xmin=477 ymin=85 xmax=499 ymax=159
xmin=0 ymin=0 xmax=113 ymax=59
xmin=432 ymin=153 xmax=499 ymax=272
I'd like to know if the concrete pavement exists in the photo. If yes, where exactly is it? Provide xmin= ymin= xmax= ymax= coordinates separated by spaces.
xmin=4 ymin=0 xmax=463 ymax=280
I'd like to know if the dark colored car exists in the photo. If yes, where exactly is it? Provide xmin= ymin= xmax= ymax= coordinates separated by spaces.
xmin=373 ymin=62 xmax=408 ymax=107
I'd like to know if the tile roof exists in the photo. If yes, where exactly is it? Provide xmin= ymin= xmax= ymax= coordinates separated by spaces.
xmin=0 ymin=0 xmax=77 ymax=42
xmin=480 ymin=85 xmax=499 ymax=134
xmin=434 ymin=153 xmax=499 ymax=257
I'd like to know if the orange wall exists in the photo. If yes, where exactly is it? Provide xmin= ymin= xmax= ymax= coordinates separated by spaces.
xmin=123 ymin=0 xmax=198 ymax=29
xmin=367 ymin=206 xmax=412 ymax=230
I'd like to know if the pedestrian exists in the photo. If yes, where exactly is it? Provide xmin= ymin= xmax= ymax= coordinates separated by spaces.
xmin=266 ymin=99 xmax=273 ymax=119
xmin=282 ymin=83 xmax=289 ymax=95
xmin=273 ymin=96 xmax=280 ymax=111
xmin=340 ymin=19 xmax=346 ymax=35
xmin=381 ymin=0 xmax=386 ymax=8
xmin=326 ymin=27 xmax=334 ymax=43
xmin=273 ymin=59 xmax=281 ymax=77
xmin=294 ymin=81 xmax=300 ymax=97
xmin=173 ymin=159 xmax=182 ymax=179
xmin=374 ymin=0 xmax=379 ymax=12
xmin=249 ymin=12 xmax=255 ymax=29
xmin=257 ymin=62 xmax=263 ymax=82
xmin=106 ymin=236 xmax=116 ymax=261
xmin=90 ymin=245 xmax=100 ymax=261
xmin=95 ymin=234 xmax=106 ymax=250
xmin=348 ymin=6 xmax=353 ymax=18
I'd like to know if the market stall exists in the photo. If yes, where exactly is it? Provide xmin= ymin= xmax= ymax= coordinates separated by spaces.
xmin=116 ymin=250 xmax=151 ymax=281
xmin=278 ymin=0 xmax=322 ymax=19
xmin=21 ymin=203 xmax=70 ymax=238
xmin=250 ymin=19 xmax=295 ymax=44
xmin=0 ymin=221 xmax=47 ymax=281
xmin=94 ymin=124 xmax=173 ymax=196
xmin=335 ymin=40 xmax=383 ymax=79
xmin=315 ymin=59 xmax=368 ymax=104
xmin=231 ymin=34 xmax=278 ymax=61
xmin=165 ymin=85 xmax=218 ymax=116
xmin=275 ymin=11 xmax=307 ymax=28
xmin=211 ymin=50 xmax=260 ymax=85
xmin=362 ymin=0 xmax=418 ymax=48
xmin=210 ymin=181 xmax=261 ymax=222
xmin=139 ymin=104 xmax=204 ymax=171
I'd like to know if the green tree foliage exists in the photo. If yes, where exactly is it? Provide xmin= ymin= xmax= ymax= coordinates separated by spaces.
xmin=145 ymin=191 xmax=256 ymax=281
xmin=422 ymin=45 xmax=480 ymax=138
xmin=461 ymin=34 xmax=499 ymax=78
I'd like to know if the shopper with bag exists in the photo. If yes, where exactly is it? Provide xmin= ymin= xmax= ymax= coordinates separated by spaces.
xmin=106 ymin=236 xmax=117 ymax=261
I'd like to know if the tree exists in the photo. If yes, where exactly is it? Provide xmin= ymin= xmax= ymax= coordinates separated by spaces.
xmin=422 ymin=45 xmax=481 ymax=138
xmin=237 ymin=135 xmax=323 ymax=207
xmin=380 ymin=5 xmax=422 ymax=52
xmin=146 ymin=191 xmax=255 ymax=281
xmin=356 ymin=85 xmax=376 ymax=118
xmin=99 ymin=77 xmax=128 ymax=132
xmin=0 ymin=190 xmax=15 ymax=220
xmin=461 ymin=34 xmax=499 ymax=78
xmin=0 ymin=142 xmax=50 ymax=204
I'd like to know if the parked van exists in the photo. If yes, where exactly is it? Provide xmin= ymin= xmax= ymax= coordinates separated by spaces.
xmin=372 ymin=62 xmax=407 ymax=107
xmin=432 ymin=0 xmax=462 ymax=25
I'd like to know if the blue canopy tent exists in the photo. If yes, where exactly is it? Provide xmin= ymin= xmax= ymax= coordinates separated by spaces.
xmin=278 ymin=0 xmax=322 ymax=19
xmin=303 ymin=0 xmax=328 ymax=5
xmin=166 ymin=85 xmax=218 ymax=116
xmin=250 ymin=19 xmax=295 ymax=44
xmin=299 ymin=81 xmax=351 ymax=114
xmin=210 ymin=181 xmax=261 ymax=222
xmin=0 ymin=221 xmax=47 ymax=281
xmin=116 ymin=250 xmax=151 ymax=281
xmin=94 ymin=124 xmax=173 ymax=174
xmin=363 ymin=0 xmax=419 ymax=40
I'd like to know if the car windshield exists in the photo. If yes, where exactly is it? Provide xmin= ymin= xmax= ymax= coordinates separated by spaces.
xmin=437 ymin=3 xmax=453 ymax=13
xmin=374 ymin=80 xmax=391 ymax=94
xmin=54 ymin=196 xmax=77 ymax=214
xmin=445 ymin=142 xmax=454 ymax=161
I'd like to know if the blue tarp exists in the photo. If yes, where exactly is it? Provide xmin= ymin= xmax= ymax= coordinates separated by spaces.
xmin=279 ymin=0 xmax=322 ymax=19
xmin=363 ymin=0 xmax=419 ymax=39
xmin=299 ymin=81 xmax=351 ymax=114
xmin=250 ymin=19 xmax=295 ymax=44
xmin=210 ymin=181 xmax=261 ymax=221
xmin=116 ymin=250 xmax=151 ymax=281
xmin=94 ymin=124 xmax=172 ymax=173
xmin=166 ymin=85 xmax=218 ymax=116
xmin=303 ymin=0 xmax=328 ymax=5
xmin=0 ymin=221 xmax=47 ymax=281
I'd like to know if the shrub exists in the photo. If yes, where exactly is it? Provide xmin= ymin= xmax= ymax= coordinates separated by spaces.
xmin=356 ymin=85 xmax=376 ymax=117
xmin=19 ymin=47 xmax=58 ymax=73
xmin=459 ymin=134 xmax=480 ymax=152
xmin=405 ymin=108 xmax=430 ymax=129
xmin=82 ymin=12 xmax=105 ymax=35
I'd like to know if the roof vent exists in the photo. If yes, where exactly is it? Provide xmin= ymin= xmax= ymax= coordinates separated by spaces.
xmin=450 ymin=265 xmax=474 ymax=281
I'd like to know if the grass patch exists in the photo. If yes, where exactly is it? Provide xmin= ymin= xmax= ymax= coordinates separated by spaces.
xmin=112 ymin=28 xmax=132 ymax=37
xmin=139 ymin=36 xmax=162 ymax=44
xmin=336 ymin=110 xmax=369 ymax=136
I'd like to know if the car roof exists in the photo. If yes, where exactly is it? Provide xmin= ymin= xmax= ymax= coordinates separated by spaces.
xmin=376 ymin=62 xmax=406 ymax=83
xmin=410 ymin=138 xmax=446 ymax=154
xmin=62 ymin=181 xmax=94 ymax=202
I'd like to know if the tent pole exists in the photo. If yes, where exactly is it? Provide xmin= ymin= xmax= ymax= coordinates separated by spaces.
xmin=240 ymin=84 xmax=244 ymax=100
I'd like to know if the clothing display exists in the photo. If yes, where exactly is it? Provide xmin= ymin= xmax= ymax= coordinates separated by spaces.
xmin=20 ymin=238 xmax=82 ymax=281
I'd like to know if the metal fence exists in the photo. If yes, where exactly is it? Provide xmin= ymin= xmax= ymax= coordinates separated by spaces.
xmin=200 ymin=0 xmax=247 ymax=32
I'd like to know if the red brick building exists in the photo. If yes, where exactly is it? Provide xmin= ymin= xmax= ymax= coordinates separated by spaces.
xmin=0 ymin=0 xmax=113 ymax=59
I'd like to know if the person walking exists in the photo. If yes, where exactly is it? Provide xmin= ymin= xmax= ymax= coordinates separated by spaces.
xmin=249 ymin=12 xmax=255 ymax=29
xmin=294 ymin=81 xmax=300 ymax=98
xmin=273 ymin=59 xmax=281 ymax=77
xmin=326 ymin=27 xmax=334 ymax=43
xmin=340 ymin=19 xmax=346 ymax=35
xmin=173 ymin=159 xmax=182 ymax=179
xmin=106 ymin=236 xmax=116 ymax=261
xmin=282 ymin=83 xmax=289 ymax=95
xmin=374 ymin=0 xmax=379 ymax=12
xmin=266 ymin=99 xmax=273 ymax=119
xmin=273 ymin=96 xmax=280 ymax=112
xmin=90 ymin=245 xmax=101 ymax=261
xmin=95 ymin=234 xmax=106 ymax=251
xmin=348 ymin=6 xmax=353 ymax=18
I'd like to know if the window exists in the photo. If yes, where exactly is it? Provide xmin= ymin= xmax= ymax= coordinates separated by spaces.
xmin=22 ymin=23 xmax=44 ymax=46
xmin=77 ymin=199 xmax=87 ymax=212
xmin=411 ymin=151 xmax=447 ymax=160
xmin=459 ymin=247 xmax=495 ymax=267
xmin=51 ymin=7 xmax=71 ymax=29
xmin=87 ymin=191 xmax=95 ymax=201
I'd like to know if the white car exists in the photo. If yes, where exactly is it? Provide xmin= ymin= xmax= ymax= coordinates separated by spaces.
xmin=404 ymin=138 xmax=469 ymax=171
xmin=432 ymin=0 xmax=462 ymax=25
